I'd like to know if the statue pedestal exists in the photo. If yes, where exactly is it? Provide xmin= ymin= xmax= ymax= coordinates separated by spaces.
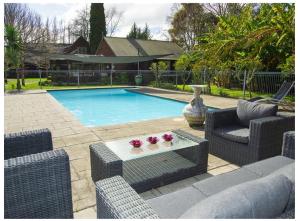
xmin=183 ymin=85 xmax=208 ymax=127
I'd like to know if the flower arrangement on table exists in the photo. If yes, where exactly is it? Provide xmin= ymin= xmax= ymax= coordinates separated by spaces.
xmin=129 ymin=139 xmax=143 ymax=148
xmin=162 ymin=134 xmax=173 ymax=142
xmin=129 ymin=133 xmax=173 ymax=148
xmin=147 ymin=136 xmax=159 ymax=144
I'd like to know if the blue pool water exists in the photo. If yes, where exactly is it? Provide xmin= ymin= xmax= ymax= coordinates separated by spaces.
xmin=49 ymin=88 xmax=201 ymax=127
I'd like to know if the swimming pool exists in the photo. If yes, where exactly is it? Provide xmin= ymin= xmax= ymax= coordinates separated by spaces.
xmin=48 ymin=88 xmax=202 ymax=127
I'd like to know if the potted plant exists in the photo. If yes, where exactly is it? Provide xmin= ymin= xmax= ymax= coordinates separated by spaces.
xmin=135 ymin=74 xmax=143 ymax=85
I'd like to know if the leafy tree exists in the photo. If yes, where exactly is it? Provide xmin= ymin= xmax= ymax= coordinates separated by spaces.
xmin=197 ymin=4 xmax=294 ymax=72
xmin=5 ymin=24 xmax=22 ymax=90
xmin=149 ymin=61 xmax=168 ymax=87
xmin=174 ymin=54 xmax=193 ymax=90
xmin=186 ymin=3 xmax=294 ymax=97
xmin=168 ymin=4 xmax=217 ymax=50
xmin=89 ymin=3 xmax=106 ymax=54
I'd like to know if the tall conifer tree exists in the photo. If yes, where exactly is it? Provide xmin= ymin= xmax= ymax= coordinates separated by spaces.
xmin=89 ymin=3 xmax=106 ymax=54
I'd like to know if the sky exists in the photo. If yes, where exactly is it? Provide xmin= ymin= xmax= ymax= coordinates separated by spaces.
xmin=27 ymin=3 xmax=175 ymax=40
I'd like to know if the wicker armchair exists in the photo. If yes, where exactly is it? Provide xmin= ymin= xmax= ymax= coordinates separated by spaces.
xmin=4 ymin=129 xmax=73 ymax=219
xmin=205 ymin=108 xmax=295 ymax=165
xmin=4 ymin=128 xmax=53 ymax=160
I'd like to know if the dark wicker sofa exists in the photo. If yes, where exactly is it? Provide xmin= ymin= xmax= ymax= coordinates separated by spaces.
xmin=4 ymin=129 xmax=73 ymax=219
xmin=205 ymin=108 xmax=295 ymax=165
xmin=95 ymin=131 xmax=295 ymax=219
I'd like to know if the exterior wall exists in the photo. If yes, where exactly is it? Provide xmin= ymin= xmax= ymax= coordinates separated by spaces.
xmin=95 ymin=39 xmax=115 ymax=56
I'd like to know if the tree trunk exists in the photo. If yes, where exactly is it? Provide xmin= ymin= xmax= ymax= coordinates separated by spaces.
xmin=21 ymin=70 xmax=25 ymax=86
xmin=16 ymin=71 xmax=21 ymax=91
xmin=207 ymin=80 xmax=211 ymax=94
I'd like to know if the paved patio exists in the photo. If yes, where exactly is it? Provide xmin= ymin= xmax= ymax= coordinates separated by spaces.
xmin=4 ymin=87 xmax=238 ymax=218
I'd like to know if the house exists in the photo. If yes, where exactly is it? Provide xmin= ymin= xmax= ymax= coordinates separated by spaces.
xmin=95 ymin=37 xmax=184 ymax=70
xmin=16 ymin=36 xmax=184 ymax=84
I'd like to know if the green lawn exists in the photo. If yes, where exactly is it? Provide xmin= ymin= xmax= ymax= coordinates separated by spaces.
xmin=6 ymin=78 xmax=45 ymax=90
xmin=5 ymin=78 xmax=125 ymax=91
xmin=176 ymin=85 xmax=294 ymax=102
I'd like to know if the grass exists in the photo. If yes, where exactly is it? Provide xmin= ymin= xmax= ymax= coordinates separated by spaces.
xmin=5 ymin=78 xmax=126 ymax=91
xmin=176 ymin=85 xmax=294 ymax=102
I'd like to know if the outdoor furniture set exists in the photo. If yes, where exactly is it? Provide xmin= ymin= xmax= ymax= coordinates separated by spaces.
xmin=95 ymin=131 xmax=295 ymax=218
xmin=92 ymin=99 xmax=295 ymax=219
xmin=4 ymin=129 xmax=73 ymax=219
xmin=3 ymin=97 xmax=295 ymax=219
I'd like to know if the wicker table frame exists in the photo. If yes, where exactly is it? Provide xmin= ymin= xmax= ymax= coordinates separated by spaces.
xmin=90 ymin=129 xmax=208 ymax=193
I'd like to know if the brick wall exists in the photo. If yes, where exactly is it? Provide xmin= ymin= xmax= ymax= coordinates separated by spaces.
xmin=95 ymin=40 xmax=115 ymax=56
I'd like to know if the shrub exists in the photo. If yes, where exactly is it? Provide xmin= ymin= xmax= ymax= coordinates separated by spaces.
xmin=120 ymin=73 xmax=129 ymax=84
xmin=149 ymin=81 xmax=176 ymax=90
xmin=160 ymin=83 xmax=176 ymax=90
xmin=39 ymin=80 xmax=51 ymax=86
xmin=218 ymin=88 xmax=229 ymax=97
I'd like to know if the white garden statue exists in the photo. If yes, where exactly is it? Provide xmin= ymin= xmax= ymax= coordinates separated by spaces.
xmin=183 ymin=85 xmax=208 ymax=126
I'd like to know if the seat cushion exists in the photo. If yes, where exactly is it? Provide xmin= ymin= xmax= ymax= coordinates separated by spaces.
xmin=243 ymin=156 xmax=294 ymax=177
xmin=180 ymin=174 xmax=292 ymax=219
xmin=214 ymin=125 xmax=249 ymax=144
xmin=269 ymin=163 xmax=295 ymax=212
xmin=146 ymin=186 xmax=207 ymax=218
xmin=269 ymin=163 xmax=295 ymax=183
xmin=193 ymin=168 xmax=259 ymax=196
xmin=237 ymin=99 xmax=278 ymax=127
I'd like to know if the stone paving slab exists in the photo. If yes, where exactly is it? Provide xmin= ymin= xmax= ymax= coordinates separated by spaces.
xmin=5 ymin=87 xmax=240 ymax=218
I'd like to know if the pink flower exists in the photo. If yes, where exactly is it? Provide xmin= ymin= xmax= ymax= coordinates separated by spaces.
xmin=147 ymin=136 xmax=159 ymax=144
xmin=162 ymin=134 xmax=173 ymax=142
xmin=129 ymin=139 xmax=143 ymax=148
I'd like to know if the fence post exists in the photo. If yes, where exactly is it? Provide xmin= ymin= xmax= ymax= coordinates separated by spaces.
xmin=77 ymin=70 xmax=80 ymax=87
xmin=110 ymin=64 xmax=113 ymax=87
xmin=175 ymin=71 xmax=178 ymax=89
xmin=243 ymin=70 xmax=247 ymax=99
xmin=39 ymin=69 xmax=42 ymax=89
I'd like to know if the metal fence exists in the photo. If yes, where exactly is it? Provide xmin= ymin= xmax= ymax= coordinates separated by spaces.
xmin=5 ymin=69 xmax=295 ymax=97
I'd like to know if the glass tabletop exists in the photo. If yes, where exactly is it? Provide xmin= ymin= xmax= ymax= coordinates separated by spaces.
xmin=105 ymin=131 xmax=198 ymax=161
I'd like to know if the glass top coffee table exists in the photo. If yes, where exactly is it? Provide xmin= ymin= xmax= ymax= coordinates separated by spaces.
xmin=105 ymin=131 xmax=199 ymax=161
xmin=90 ymin=130 xmax=208 ymax=193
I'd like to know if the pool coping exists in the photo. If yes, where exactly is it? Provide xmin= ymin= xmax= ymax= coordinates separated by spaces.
xmin=127 ymin=88 xmax=218 ymax=110
xmin=46 ymin=86 xmax=136 ymax=92
xmin=126 ymin=88 xmax=189 ymax=105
